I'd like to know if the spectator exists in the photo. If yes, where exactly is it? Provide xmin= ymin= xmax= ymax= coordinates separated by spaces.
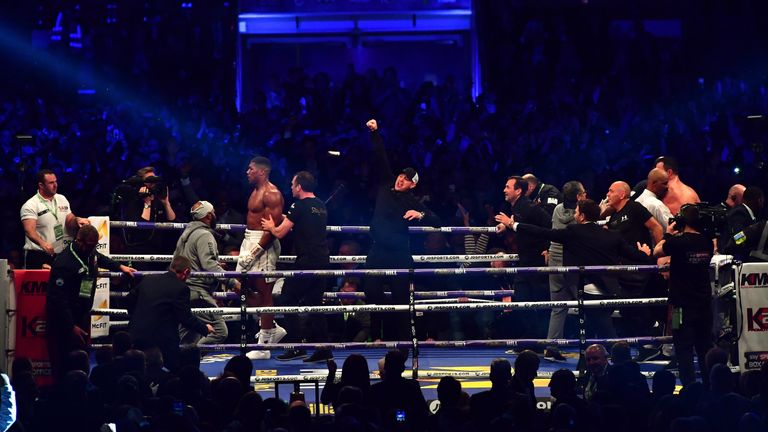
xmin=327 ymin=277 xmax=371 ymax=343
xmin=368 ymin=350 xmax=428 ymax=431
xmin=469 ymin=358 xmax=518 ymax=428
xmin=321 ymin=354 xmax=370 ymax=409
xmin=428 ymin=376 xmax=468 ymax=432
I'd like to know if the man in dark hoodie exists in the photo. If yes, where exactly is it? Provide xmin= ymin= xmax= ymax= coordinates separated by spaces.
xmin=173 ymin=201 xmax=240 ymax=346
xmin=364 ymin=119 xmax=440 ymax=341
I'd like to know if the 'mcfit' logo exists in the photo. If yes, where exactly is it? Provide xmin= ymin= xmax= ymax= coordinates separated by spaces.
xmin=747 ymin=308 xmax=768 ymax=331
xmin=741 ymin=273 xmax=768 ymax=287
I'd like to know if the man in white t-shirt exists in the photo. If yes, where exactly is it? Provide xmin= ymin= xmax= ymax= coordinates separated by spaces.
xmin=20 ymin=169 xmax=89 ymax=268
xmin=635 ymin=168 xmax=674 ymax=232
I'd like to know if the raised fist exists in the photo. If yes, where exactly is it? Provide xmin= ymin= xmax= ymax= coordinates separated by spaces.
xmin=366 ymin=119 xmax=378 ymax=132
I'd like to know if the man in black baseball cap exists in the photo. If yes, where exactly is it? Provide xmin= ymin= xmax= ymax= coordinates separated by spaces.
xmin=400 ymin=167 xmax=419 ymax=187
xmin=365 ymin=119 xmax=439 ymax=342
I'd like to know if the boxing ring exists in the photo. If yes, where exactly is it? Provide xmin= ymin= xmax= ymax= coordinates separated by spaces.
xmin=99 ymin=221 xmax=691 ymax=410
xmin=2 ymin=219 xmax=751 ymax=414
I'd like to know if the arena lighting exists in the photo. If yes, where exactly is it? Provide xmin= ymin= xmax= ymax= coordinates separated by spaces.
xmin=733 ymin=167 xmax=741 ymax=175
xmin=327 ymin=150 xmax=341 ymax=157
xmin=747 ymin=115 xmax=763 ymax=119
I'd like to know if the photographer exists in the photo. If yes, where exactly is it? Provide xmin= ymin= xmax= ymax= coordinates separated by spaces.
xmin=653 ymin=205 xmax=714 ymax=386
xmin=135 ymin=166 xmax=176 ymax=224
xmin=117 ymin=166 xmax=177 ymax=256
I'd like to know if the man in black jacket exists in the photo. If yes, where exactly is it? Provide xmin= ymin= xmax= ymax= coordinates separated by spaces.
xmin=508 ymin=199 xmax=652 ymax=337
xmin=495 ymin=176 xmax=551 ymax=339
xmin=725 ymin=186 xmax=764 ymax=243
xmin=46 ymin=225 xmax=135 ymax=381
xmin=522 ymin=173 xmax=562 ymax=216
xmin=364 ymin=119 xmax=440 ymax=341
xmin=125 ymin=255 xmax=213 ymax=371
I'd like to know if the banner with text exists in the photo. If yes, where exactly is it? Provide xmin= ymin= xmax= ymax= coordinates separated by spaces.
xmin=13 ymin=270 xmax=52 ymax=386
xmin=90 ymin=216 xmax=111 ymax=337
xmin=736 ymin=262 xmax=768 ymax=370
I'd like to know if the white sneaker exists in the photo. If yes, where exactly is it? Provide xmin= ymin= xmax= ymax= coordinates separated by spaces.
xmin=270 ymin=323 xmax=287 ymax=344
xmin=247 ymin=323 xmax=287 ymax=361
xmin=246 ymin=350 xmax=270 ymax=360
xmin=257 ymin=323 xmax=288 ymax=344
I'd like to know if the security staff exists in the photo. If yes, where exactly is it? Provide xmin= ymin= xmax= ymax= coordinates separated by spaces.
xmin=46 ymin=225 xmax=135 ymax=381
xmin=20 ymin=169 xmax=90 ymax=268
xmin=261 ymin=170 xmax=333 ymax=362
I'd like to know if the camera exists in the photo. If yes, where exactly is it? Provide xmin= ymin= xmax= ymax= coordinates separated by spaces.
xmin=137 ymin=175 xmax=167 ymax=199
xmin=114 ymin=175 xmax=167 ymax=201
xmin=110 ymin=175 xmax=167 ymax=220
xmin=668 ymin=202 xmax=727 ymax=238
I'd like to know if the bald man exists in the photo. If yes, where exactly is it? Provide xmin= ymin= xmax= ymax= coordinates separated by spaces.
xmin=655 ymin=156 xmax=700 ymax=215
xmin=578 ymin=344 xmax=610 ymax=401
xmin=635 ymin=168 xmax=674 ymax=232
xmin=721 ymin=184 xmax=746 ymax=211
xmin=606 ymin=181 xmax=663 ymax=247
xmin=605 ymin=181 xmax=663 ymax=340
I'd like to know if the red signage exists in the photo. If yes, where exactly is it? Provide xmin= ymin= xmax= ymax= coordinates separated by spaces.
xmin=13 ymin=270 xmax=53 ymax=386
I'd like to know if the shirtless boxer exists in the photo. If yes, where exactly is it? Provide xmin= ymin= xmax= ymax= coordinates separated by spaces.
xmin=237 ymin=156 xmax=287 ymax=360
xmin=655 ymin=156 xmax=700 ymax=215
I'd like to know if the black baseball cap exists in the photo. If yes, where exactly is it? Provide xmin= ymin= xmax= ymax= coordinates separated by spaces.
xmin=401 ymin=167 xmax=419 ymax=185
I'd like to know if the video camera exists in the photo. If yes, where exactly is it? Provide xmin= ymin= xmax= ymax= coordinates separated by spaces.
xmin=121 ymin=175 xmax=168 ymax=199
xmin=668 ymin=202 xmax=727 ymax=239
xmin=110 ymin=175 xmax=168 ymax=219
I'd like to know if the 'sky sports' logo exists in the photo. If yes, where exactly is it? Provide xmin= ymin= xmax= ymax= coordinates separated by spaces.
xmin=747 ymin=307 xmax=768 ymax=331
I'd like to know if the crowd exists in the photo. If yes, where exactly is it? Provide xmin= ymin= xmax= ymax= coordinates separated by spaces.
xmin=3 ymin=1 xmax=768 ymax=431
xmin=4 ymin=339 xmax=768 ymax=431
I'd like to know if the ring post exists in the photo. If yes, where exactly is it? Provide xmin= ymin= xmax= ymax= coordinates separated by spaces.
xmin=577 ymin=268 xmax=587 ymax=376
xmin=409 ymin=268 xmax=419 ymax=379
xmin=239 ymin=279 xmax=247 ymax=357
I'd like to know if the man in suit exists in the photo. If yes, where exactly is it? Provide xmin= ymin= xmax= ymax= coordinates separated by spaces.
xmin=125 ymin=255 xmax=213 ymax=371
xmin=495 ymin=176 xmax=552 ymax=339
xmin=725 ymin=186 xmax=764 ymax=241
xmin=508 ymin=199 xmax=652 ymax=337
